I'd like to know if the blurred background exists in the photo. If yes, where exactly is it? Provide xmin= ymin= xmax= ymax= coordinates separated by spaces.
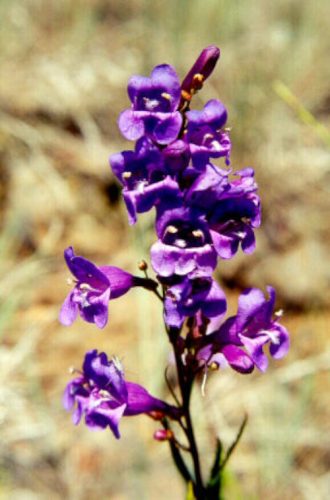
xmin=0 ymin=0 xmax=329 ymax=498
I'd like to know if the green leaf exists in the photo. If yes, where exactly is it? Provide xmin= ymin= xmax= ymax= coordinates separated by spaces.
xmin=169 ymin=438 xmax=192 ymax=483
xmin=220 ymin=414 xmax=248 ymax=471
xmin=206 ymin=438 xmax=223 ymax=499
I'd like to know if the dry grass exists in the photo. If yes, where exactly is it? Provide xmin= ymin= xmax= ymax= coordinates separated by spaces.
xmin=0 ymin=1 xmax=329 ymax=498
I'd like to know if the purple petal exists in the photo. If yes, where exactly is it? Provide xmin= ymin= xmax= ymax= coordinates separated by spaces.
xmin=235 ymin=288 xmax=268 ymax=331
xmin=72 ymin=398 xmax=85 ymax=425
xmin=269 ymin=324 xmax=290 ymax=359
xmin=221 ymin=345 xmax=255 ymax=373
xmin=59 ymin=291 xmax=78 ymax=326
xmin=125 ymin=382 xmax=179 ymax=419
xmin=86 ymin=403 xmax=127 ymax=438
xmin=239 ymin=334 xmax=269 ymax=372
xmin=79 ymin=288 xmax=111 ymax=328
xmin=210 ymin=230 xmax=239 ymax=259
xmin=118 ymin=109 xmax=145 ymax=141
xmin=127 ymin=75 xmax=151 ymax=103
xmin=152 ymin=112 xmax=182 ymax=144
xmin=83 ymin=350 xmax=127 ymax=402
xmin=63 ymin=377 xmax=86 ymax=411
xmin=122 ymin=176 xmax=180 ymax=225
xmin=164 ymin=294 xmax=184 ymax=328
xmin=202 ymin=280 xmax=227 ymax=319
xmin=64 ymin=247 xmax=109 ymax=289
xmin=109 ymin=150 xmax=133 ymax=183
xmin=99 ymin=266 xmax=134 ymax=299
xmin=150 ymin=64 xmax=181 ymax=108
xmin=241 ymin=226 xmax=256 ymax=254
xmin=150 ymin=241 xmax=216 ymax=277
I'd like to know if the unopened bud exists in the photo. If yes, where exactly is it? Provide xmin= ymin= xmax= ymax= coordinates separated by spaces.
xmin=138 ymin=260 xmax=148 ymax=271
xmin=154 ymin=429 xmax=174 ymax=441
xmin=149 ymin=410 xmax=165 ymax=421
xmin=180 ymin=45 xmax=220 ymax=105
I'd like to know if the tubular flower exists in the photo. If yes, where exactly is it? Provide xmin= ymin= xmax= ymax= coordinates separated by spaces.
xmin=60 ymin=247 xmax=137 ymax=328
xmin=163 ymin=276 xmax=227 ymax=329
xmin=187 ymin=167 xmax=261 ymax=259
xmin=196 ymin=287 xmax=289 ymax=373
xmin=151 ymin=207 xmax=217 ymax=278
xmin=64 ymin=350 xmax=180 ymax=438
xmin=110 ymin=137 xmax=181 ymax=225
xmin=185 ymin=99 xmax=231 ymax=167
xmin=118 ymin=64 xmax=182 ymax=144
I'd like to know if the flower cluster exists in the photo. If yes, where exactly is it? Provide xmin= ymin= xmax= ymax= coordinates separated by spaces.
xmin=61 ymin=47 xmax=289 ymax=447
xmin=109 ymin=46 xmax=287 ymax=374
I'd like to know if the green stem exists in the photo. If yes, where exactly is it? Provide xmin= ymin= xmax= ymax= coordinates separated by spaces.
xmin=169 ymin=328 xmax=205 ymax=499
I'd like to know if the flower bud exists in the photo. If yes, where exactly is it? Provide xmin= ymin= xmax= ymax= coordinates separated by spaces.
xmin=138 ymin=259 xmax=148 ymax=271
xmin=180 ymin=46 xmax=220 ymax=105
xmin=153 ymin=429 xmax=174 ymax=441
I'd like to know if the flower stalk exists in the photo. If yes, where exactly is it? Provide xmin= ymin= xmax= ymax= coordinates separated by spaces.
xmin=59 ymin=45 xmax=290 ymax=499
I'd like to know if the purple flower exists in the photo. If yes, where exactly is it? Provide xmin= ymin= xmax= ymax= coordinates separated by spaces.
xmin=205 ymin=168 xmax=260 ymax=259
xmin=151 ymin=207 xmax=217 ymax=278
xmin=197 ymin=287 xmax=289 ymax=373
xmin=197 ymin=342 xmax=254 ymax=374
xmin=185 ymin=163 xmax=229 ymax=209
xmin=181 ymin=45 xmax=220 ymax=104
xmin=185 ymin=166 xmax=260 ymax=259
xmin=185 ymin=100 xmax=231 ymax=167
xmin=226 ymin=287 xmax=290 ymax=372
xmin=161 ymin=139 xmax=191 ymax=174
xmin=118 ymin=64 xmax=182 ymax=144
xmin=64 ymin=350 xmax=180 ymax=438
xmin=109 ymin=138 xmax=181 ymax=224
xmin=164 ymin=276 xmax=227 ymax=328
xmin=59 ymin=247 xmax=136 ymax=328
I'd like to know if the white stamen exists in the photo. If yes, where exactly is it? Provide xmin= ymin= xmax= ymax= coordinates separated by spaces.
xmin=211 ymin=140 xmax=222 ymax=151
xmin=192 ymin=229 xmax=204 ymax=238
xmin=137 ymin=180 xmax=148 ymax=193
xmin=203 ymin=133 xmax=213 ymax=141
xmin=112 ymin=356 xmax=124 ymax=373
xmin=275 ymin=309 xmax=284 ymax=318
xmin=201 ymin=366 xmax=208 ymax=397
xmin=143 ymin=97 xmax=159 ymax=110
xmin=175 ymin=239 xmax=187 ymax=248
xmin=80 ymin=283 xmax=94 ymax=292
xmin=161 ymin=92 xmax=171 ymax=101
xmin=259 ymin=329 xmax=279 ymax=344
xmin=166 ymin=225 xmax=178 ymax=234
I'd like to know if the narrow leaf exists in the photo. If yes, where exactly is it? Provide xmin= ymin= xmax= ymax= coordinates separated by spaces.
xmin=206 ymin=438 xmax=223 ymax=499
xmin=221 ymin=413 xmax=248 ymax=471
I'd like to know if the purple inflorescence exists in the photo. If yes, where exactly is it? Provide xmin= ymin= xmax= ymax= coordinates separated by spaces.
xmin=62 ymin=46 xmax=290 ymax=440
